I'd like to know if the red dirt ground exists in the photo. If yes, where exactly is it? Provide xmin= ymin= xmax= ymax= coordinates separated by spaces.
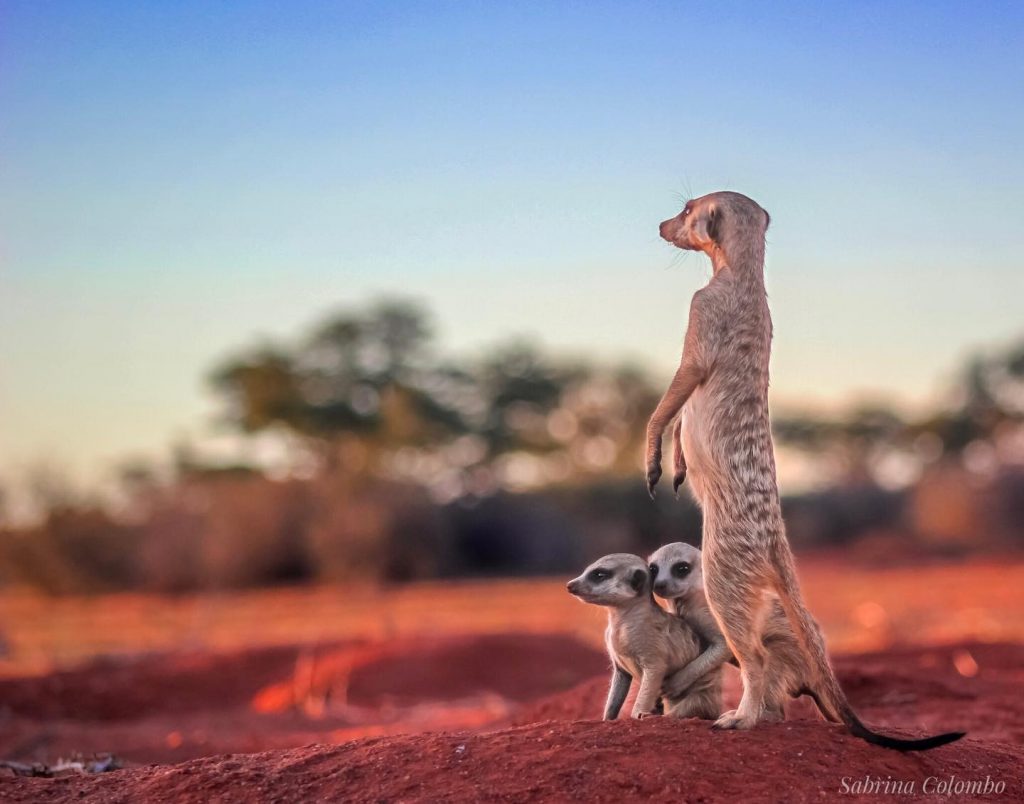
xmin=1 ymin=636 xmax=1022 ymax=802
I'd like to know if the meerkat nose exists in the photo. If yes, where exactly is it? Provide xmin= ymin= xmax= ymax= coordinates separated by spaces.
xmin=654 ymin=581 xmax=668 ymax=595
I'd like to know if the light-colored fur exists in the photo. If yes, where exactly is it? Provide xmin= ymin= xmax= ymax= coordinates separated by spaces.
xmin=567 ymin=553 xmax=721 ymax=720
xmin=645 ymin=191 xmax=963 ymax=750
xmin=648 ymin=541 xmax=818 ymax=722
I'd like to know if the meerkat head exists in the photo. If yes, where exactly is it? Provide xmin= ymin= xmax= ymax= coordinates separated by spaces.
xmin=647 ymin=542 xmax=703 ymax=602
xmin=566 ymin=553 xmax=650 ymax=607
xmin=659 ymin=191 xmax=770 ymax=255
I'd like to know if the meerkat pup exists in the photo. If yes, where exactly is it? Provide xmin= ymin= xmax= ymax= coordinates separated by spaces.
xmin=649 ymin=541 xmax=824 ymax=722
xmin=566 ymin=553 xmax=721 ymax=721
xmin=647 ymin=191 xmax=963 ymax=750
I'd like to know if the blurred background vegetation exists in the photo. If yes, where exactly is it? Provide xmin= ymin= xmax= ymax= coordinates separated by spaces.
xmin=2 ymin=297 xmax=1023 ymax=594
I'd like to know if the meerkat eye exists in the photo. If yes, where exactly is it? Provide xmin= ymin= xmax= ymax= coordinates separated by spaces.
xmin=682 ymin=205 xmax=692 ymax=218
xmin=587 ymin=568 xmax=609 ymax=583
xmin=672 ymin=562 xmax=691 ymax=577
xmin=649 ymin=564 xmax=659 ymax=578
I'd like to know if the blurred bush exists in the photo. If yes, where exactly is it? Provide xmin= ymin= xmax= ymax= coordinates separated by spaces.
xmin=2 ymin=299 xmax=1023 ymax=594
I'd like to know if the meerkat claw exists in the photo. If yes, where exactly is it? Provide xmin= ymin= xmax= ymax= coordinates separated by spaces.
xmin=712 ymin=709 xmax=756 ymax=730
xmin=672 ymin=470 xmax=686 ymax=496
xmin=646 ymin=464 xmax=661 ymax=498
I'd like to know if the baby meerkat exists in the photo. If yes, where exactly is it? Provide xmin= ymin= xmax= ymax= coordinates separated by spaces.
xmin=648 ymin=542 xmax=827 ymax=722
xmin=567 ymin=553 xmax=722 ymax=721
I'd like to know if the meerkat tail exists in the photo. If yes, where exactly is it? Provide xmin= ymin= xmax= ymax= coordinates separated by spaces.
xmin=769 ymin=547 xmax=965 ymax=752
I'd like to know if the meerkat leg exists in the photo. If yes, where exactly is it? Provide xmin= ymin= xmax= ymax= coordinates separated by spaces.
xmin=665 ymin=682 xmax=722 ymax=721
xmin=716 ymin=617 xmax=770 ymax=728
xmin=759 ymin=674 xmax=786 ymax=723
xmin=704 ymin=564 xmax=774 ymax=730
xmin=603 ymin=665 xmax=632 ymax=721
xmin=631 ymin=666 xmax=667 ymax=719
xmin=646 ymin=360 xmax=703 ymax=496
xmin=759 ymin=641 xmax=803 ymax=723
xmin=671 ymin=414 xmax=687 ymax=494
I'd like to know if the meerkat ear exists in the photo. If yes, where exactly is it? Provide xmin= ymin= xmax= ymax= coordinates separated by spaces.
xmin=706 ymin=207 xmax=720 ymax=242
xmin=693 ymin=207 xmax=720 ymax=243
xmin=629 ymin=568 xmax=647 ymax=593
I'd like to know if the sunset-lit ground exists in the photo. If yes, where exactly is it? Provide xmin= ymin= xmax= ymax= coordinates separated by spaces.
xmin=3 ymin=552 xmax=1022 ymax=677
xmin=3 ymin=553 xmax=1023 ymax=801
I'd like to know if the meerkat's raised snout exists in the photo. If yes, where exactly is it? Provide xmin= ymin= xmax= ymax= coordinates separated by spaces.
xmin=566 ymin=579 xmax=581 ymax=594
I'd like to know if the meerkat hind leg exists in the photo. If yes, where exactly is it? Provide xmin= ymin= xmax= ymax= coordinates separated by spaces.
xmin=666 ymin=686 xmax=722 ymax=721
xmin=711 ymin=590 xmax=772 ymax=730
xmin=759 ymin=656 xmax=792 ymax=723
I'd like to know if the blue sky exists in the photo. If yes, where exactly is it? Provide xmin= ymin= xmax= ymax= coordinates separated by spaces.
xmin=1 ymin=1 xmax=1022 ymax=489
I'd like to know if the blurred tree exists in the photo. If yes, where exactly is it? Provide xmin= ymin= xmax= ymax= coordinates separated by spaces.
xmin=774 ymin=335 xmax=1024 ymax=486
xmin=207 ymin=299 xmax=665 ymax=495
xmin=210 ymin=300 xmax=476 ymax=477
xmin=909 ymin=341 xmax=1024 ymax=455
xmin=773 ymin=405 xmax=905 ymax=485
xmin=476 ymin=341 xmax=568 ymax=455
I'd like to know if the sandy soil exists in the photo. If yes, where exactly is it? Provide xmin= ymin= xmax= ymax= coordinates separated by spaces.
xmin=1 ymin=636 xmax=1021 ymax=802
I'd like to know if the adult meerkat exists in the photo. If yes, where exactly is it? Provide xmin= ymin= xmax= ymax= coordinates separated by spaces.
xmin=648 ymin=541 xmax=827 ymax=722
xmin=646 ymin=191 xmax=963 ymax=750
xmin=566 ymin=553 xmax=722 ymax=721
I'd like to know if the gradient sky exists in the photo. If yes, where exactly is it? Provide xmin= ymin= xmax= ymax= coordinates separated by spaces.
xmin=1 ymin=1 xmax=1022 ymax=492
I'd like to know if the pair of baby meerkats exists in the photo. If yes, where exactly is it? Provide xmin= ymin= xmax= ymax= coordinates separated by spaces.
xmin=569 ymin=542 xmax=807 ymax=723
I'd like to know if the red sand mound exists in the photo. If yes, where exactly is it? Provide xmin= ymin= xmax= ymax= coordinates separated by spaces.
xmin=0 ymin=645 xmax=309 ymax=721
xmin=346 ymin=633 xmax=608 ymax=706
xmin=250 ymin=633 xmax=609 ymax=714
xmin=5 ymin=719 xmax=1020 ymax=803
xmin=0 ymin=633 xmax=609 ymax=766
xmin=515 ymin=641 xmax=1024 ymax=743
xmin=1 ymin=637 xmax=1022 ymax=801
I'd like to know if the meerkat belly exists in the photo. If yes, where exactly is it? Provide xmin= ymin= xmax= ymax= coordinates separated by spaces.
xmin=681 ymin=386 xmax=725 ymax=502
xmin=606 ymin=631 xmax=643 ymax=679
xmin=686 ymin=376 xmax=776 ymax=506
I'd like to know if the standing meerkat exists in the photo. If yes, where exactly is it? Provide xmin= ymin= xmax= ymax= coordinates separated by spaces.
xmin=648 ymin=541 xmax=829 ymax=722
xmin=647 ymin=191 xmax=964 ymax=750
xmin=566 ymin=553 xmax=722 ymax=721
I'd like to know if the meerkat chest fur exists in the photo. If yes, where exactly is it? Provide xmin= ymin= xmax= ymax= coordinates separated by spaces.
xmin=683 ymin=271 xmax=779 ymax=519
xmin=605 ymin=603 xmax=700 ymax=678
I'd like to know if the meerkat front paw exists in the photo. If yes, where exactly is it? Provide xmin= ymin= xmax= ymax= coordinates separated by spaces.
xmin=712 ymin=709 xmax=758 ymax=730
xmin=672 ymin=466 xmax=687 ymax=496
xmin=671 ymin=418 xmax=686 ymax=496
xmin=635 ymin=710 xmax=662 ymax=720
xmin=645 ymin=450 xmax=662 ymax=498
